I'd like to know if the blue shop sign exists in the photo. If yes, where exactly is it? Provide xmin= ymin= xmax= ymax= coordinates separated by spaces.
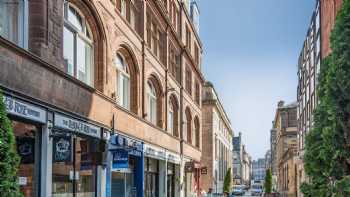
xmin=112 ymin=149 xmax=129 ymax=170
xmin=110 ymin=134 xmax=143 ymax=157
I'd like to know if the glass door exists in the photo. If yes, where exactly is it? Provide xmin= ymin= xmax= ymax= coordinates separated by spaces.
xmin=74 ymin=136 xmax=98 ymax=197
xmin=52 ymin=133 xmax=98 ymax=197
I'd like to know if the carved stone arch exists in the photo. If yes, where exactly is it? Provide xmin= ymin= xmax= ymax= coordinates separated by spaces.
xmin=116 ymin=45 xmax=140 ymax=114
xmin=66 ymin=0 xmax=107 ymax=91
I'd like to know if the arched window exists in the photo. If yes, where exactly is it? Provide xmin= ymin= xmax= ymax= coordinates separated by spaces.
xmin=168 ymin=95 xmax=179 ymax=137
xmin=185 ymin=108 xmax=192 ymax=144
xmin=147 ymin=81 xmax=157 ymax=125
xmin=194 ymin=116 xmax=200 ymax=148
xmin=63 ymin=2 xmax=94 ymax=86
xmin=115 ymin=54 xmax=130 ymax=110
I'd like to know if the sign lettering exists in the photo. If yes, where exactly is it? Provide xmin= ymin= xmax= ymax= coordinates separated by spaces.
xmin=54 ymin=114 xmax=101 ymax=138
xmin=3 ymin=96 xmax=46 ymax=123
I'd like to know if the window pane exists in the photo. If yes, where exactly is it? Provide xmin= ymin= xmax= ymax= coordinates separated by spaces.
xmin=67 ymin=6 xmax=82 ymax=31
xmin=150 ymin=98 xmax=157 ymax=124
xmin=77 ymin=37 xmax=93 ymax=85
xmin=119 ymin=74 xmax=130 ymax=110
xmin=63 ymin=27 xmax=74 ymax=76
xmin=0 ymin=0 xmax=23 ymax=46
xmin=168 ymin=111 xmax=173 ymax=134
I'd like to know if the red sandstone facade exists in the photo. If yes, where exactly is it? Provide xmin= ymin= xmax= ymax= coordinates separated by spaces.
xmin=0 ymin=0 xmax=204 ymax=196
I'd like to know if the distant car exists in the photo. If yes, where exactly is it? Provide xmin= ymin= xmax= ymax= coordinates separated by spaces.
xmin=232 ymin=185 xmax=245 ymax=196
xmin=251 ymin=184 xmax=263 ymax=196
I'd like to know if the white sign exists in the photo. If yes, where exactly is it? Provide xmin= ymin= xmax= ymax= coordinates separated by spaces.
xmin=3 ymin=96 xmax=46 ymax=123
xmin=54 ymin=113 xmax=101 ymax=138
xmin=18 ymin=177 xmax=27 ymax=186
xmin=167 ymin=151 xmax=181 ymax=164
xmin=144 ymin=144 xmax=166 ymax=160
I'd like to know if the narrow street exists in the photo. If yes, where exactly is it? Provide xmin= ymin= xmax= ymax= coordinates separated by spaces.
xmin=1 ymin=0 xmax=348 ymax=197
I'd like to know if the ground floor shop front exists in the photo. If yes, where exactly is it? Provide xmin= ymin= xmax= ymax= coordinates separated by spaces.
xmin=3 ymin=92 xmax=201 ymax=197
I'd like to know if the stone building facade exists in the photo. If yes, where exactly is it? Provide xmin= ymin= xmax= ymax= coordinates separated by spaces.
xmin=201 ymin=82 xmax=233 ymax=194
xmin=0 ymin=0 xmax=204 ymax=197
xmin=272 ymin=101 xmax=298 ymax=197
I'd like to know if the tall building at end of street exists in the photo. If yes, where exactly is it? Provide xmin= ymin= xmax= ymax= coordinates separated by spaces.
xmin=232 ymin=133 xmax=252 ymax=187
xmin=252 ymin=158 xmax=266 ymax=182
xmin=296 ymin=0 xmax=342 ymax=196
xmin=264 ymin=150 xmax=272 ymax=171
xmin=272 ymin=101 xmax=298 ymax=196
xmin=201 ymin=82 xmax=233 ymax=194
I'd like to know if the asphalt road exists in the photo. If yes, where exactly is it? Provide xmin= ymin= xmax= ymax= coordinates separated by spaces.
xmin=231 ymin=190 xmax=261 ymax=197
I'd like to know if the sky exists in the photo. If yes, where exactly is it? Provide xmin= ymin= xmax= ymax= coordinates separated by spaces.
xmin=199 ymin=0 xmax=316 ymax=159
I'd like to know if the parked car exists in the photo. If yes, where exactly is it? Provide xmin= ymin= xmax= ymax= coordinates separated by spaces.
xmin=232 ymin=185 xmax=245 ymax=196
xmin=251 ymin=184 xmax=263 ymax=196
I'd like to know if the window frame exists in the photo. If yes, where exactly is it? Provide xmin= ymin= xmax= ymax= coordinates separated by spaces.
xmin=115 ymin=53 xmax=131 ymax=110
xmin=0 ymin=0 xmax=28 ymax=48
xmin=147 ymin=81 xmax=158 ymax=125
xmin=63 ymin=2 xmax=94 ymax=86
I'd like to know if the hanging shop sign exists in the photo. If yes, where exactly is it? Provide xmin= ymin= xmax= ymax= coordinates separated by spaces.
xmin=3 ymin=96 xmax=46 ymax=123
xmin=54 ymin=113 xmax=101 ymax=139
xmin=112 ymin=149 xmax=129 ymax=170
xmin=144 ymin=144 xmax=166 ymax=160
xmin=53 ymin=136 xmax=72 ymax=162
xmin=185 ymin=162 xmax=194 ymax=173
xmin=200 ymin=167 xmax=208 ymax=175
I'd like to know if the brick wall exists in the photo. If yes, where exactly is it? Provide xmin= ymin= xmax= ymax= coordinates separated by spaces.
xmin=321 ymin=0 xmax=343 ymax=59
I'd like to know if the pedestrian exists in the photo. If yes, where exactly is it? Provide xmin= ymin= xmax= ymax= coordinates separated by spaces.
xmin=207 ymin=188 xmax=213 ymax=197
xmin=223 ymin=191 xmax=229 ymax=197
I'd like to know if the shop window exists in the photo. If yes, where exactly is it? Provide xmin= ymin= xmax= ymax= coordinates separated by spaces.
xmin=0 ymin=0 xmax=28 ymax=48
xmin=111 ymin=157 xmax=137 ymax=197
xmin=63 ymin=2 xmax=94 ymax=86
xmin=52 ymin=135 xmax=98 ymax=197
xmin=13 ymin=120 xmax=41 ymax=197
xmin=167 ymin=164 xmax=175 ymax=197
xmin=115 ymin=54 xmax=130 ymax=110
xmin=145 ymin=158 xmax=159 ymax=197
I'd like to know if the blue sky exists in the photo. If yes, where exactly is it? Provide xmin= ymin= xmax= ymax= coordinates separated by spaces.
xmin=199 ymin=0 xmax=316 ymax=159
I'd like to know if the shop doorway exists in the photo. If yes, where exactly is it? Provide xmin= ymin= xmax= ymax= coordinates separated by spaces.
xmin=111 ymin=167 xmax=136 ymax=197
xmin=13 ymin=120 xmax=42 ymax=197
xmin=51 ymin=133 xmax=99 ymax=197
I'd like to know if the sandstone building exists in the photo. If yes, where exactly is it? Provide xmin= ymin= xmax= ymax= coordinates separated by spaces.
xmin=201 ymin=82 xmax=233 ymax=194
xmin=272 ymin=101 xmax=298 ymax=197
xmin=0 ymin=0 xmax=204 ymax=196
